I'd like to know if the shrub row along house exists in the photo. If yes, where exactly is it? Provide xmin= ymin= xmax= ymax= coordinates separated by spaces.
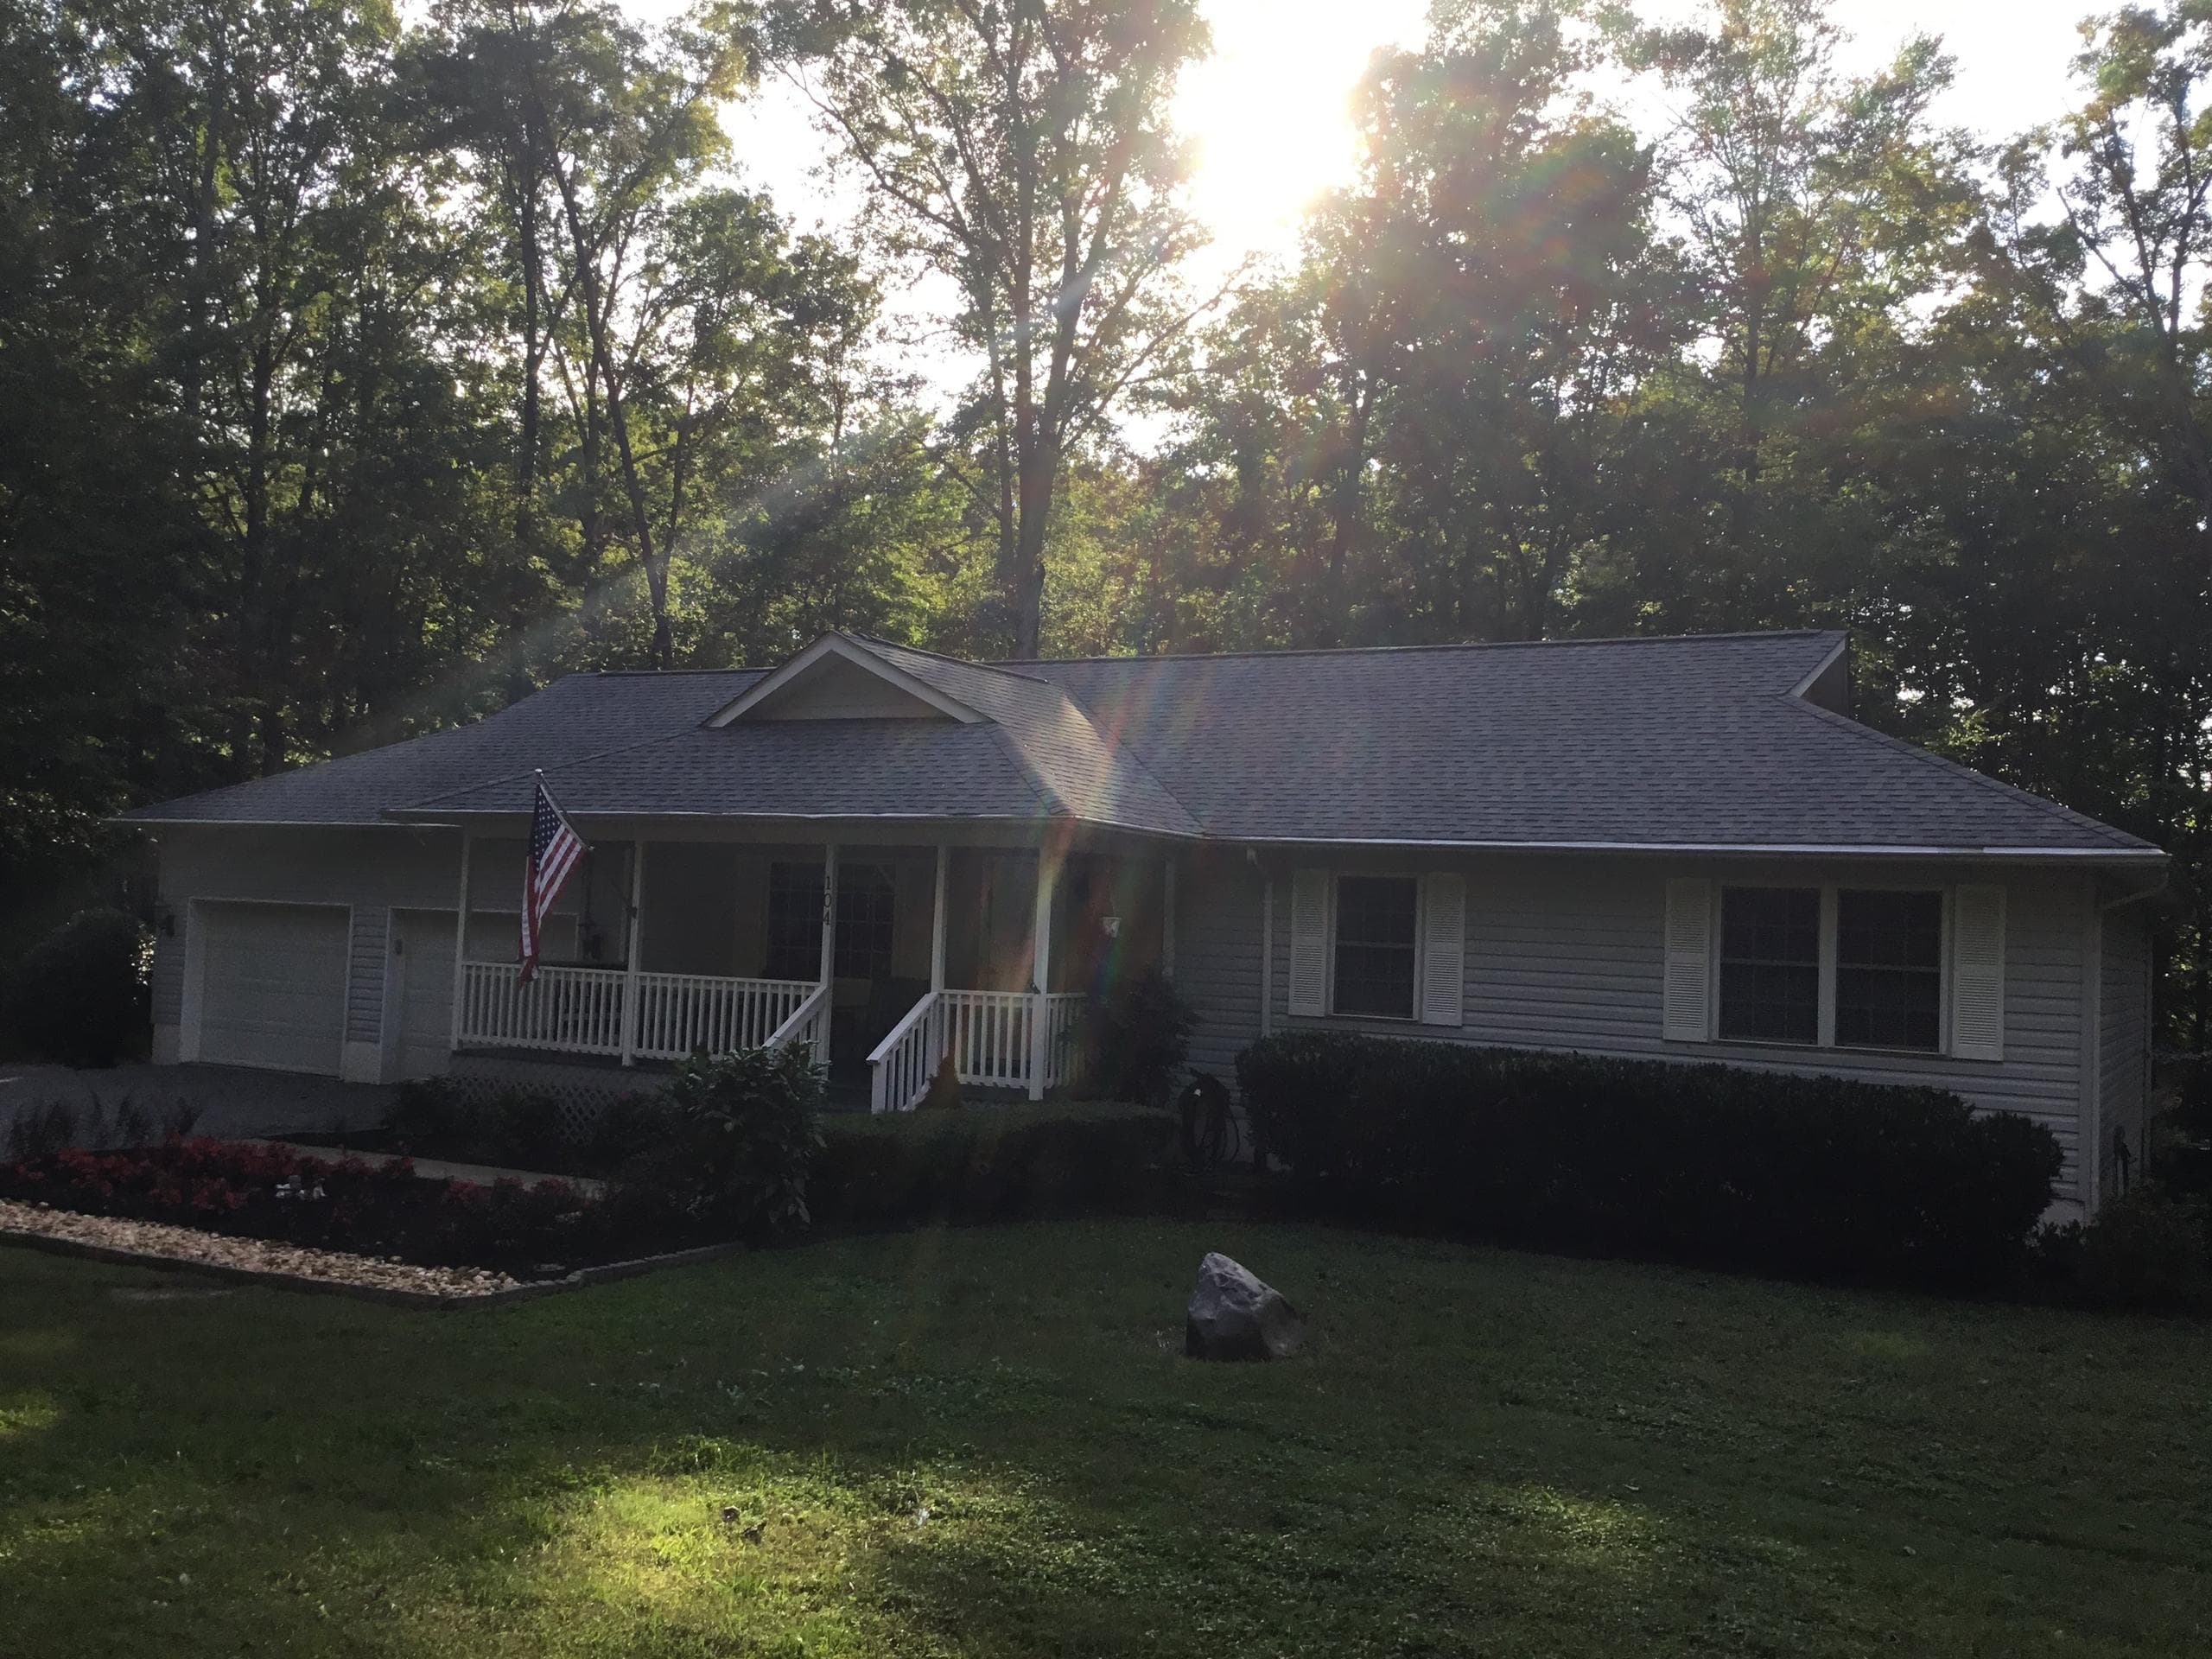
xmin=126 ymin=630 xmax=2166 ymax=1219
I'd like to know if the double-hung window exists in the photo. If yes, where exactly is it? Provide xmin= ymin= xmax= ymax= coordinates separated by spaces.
xmin=1713 ymin=885 xmax=1945 ymax=1052
xmin=1834 ymin=889 xmax=1943 ymax=1051
xmin=1332 ymin=875 xmax=1421 ymax=1019
xmin=1716 ymin=887 xmax=1821 ymax=1045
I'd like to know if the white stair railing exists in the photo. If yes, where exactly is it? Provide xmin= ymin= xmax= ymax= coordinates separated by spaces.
xmin=867 ymin=991 xmax=942 ymax=1113
xmin=632 ymin=973 xmax=814 ymax=1061
xmin=764 ymin=982 xmax=831 ymax=1065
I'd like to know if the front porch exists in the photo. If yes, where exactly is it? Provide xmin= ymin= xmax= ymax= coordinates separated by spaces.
xmin=446 ymin=836 xmax=1169 ymax=1111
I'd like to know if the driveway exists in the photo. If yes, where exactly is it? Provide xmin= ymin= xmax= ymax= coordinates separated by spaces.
xmin=0 ymin=1062 xmax=391 ymax=1145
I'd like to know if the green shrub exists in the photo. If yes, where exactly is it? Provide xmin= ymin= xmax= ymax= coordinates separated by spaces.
xmin=1079 ymin=966 xmax=1197 ymax=1106
xmin=1236 ymin=1032 xmax=2062 ymax=1287
xmin=613 ymin=1046 xmax=824 ymax=1238
xmin=810 ymin=1102 xmax=1185 ymax=1231
xmin=2072 ymin=1190 xmax=2212 ymax=1311
xmin=6 ymin=908 xmax=150 ymax=1067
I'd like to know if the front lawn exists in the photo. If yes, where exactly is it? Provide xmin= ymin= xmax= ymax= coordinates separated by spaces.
xmin=2 ymin=1222 xmax=2206 ymax=1656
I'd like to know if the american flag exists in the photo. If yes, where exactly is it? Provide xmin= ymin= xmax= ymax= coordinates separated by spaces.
xmin=520 ymin=774 xmax=586 ymax=984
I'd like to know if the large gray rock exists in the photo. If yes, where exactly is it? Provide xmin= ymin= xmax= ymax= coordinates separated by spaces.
xmin=1185 ymin=1252 xmax=1305 ymax=1361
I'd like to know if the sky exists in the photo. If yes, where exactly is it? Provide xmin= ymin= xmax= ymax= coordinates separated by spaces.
xmin=700 ymin=1 xmax=2103 ymax=269
xmin=616 ymin=0 xmax=2110 ymax=402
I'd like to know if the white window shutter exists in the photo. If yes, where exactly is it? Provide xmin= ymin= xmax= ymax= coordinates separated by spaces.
xmin=1950 ymin=885 xmax=2006 ymax=1061
xmin=1662 ymin=877 xmax=1713 ymax=1042
xmin=1421 ymin=874 xmax=1466 ymax=1027
xmin=1288 ymin=870 xmax=1329 ymax=1018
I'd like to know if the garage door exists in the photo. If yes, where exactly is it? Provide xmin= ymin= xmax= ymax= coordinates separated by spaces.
xmin=196 ymin=903 xmax=349 ymax=1074
xmin=390 ymin=909 xmax=578 ymax=1080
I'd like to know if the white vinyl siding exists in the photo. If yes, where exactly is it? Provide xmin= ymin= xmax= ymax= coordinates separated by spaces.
xmin=1262 ymin=855 xmax=2094 ymax=1191
xmin=1173 ymin=849 xmax=1266 ymax=1080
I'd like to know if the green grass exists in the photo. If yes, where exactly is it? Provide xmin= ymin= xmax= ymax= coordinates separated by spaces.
xmin=2 ymin=1222 xmax=2208 ymax=1657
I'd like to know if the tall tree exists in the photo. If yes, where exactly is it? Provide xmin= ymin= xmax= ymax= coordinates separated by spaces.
xmin=781 ymin=0 xmax=1216 ymax=655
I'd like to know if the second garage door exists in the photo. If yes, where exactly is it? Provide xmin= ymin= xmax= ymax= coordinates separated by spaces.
xmin=195 ymin=902 xmax=349 ymax=1075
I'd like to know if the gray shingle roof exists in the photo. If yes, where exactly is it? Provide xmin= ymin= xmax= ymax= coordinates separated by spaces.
xmin=124 ymin=628 xmax=2163 ymax=860
xmin=1027 ymin=632 xmax=2158 ymax=854
xmin=124 ymin=670 xmax=760 ymax=825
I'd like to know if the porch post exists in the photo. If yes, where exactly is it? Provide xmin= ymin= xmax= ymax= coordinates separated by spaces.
xmin=1162 ymin=855 xmax=1177 ymax=978
xmin=930 ymin=842 xmax=950 ymax=992
xmin=1027 ymin=849 xmax=1056 ymax=1100
xmin=816 ymin=842 xmax=839 ymax=1068
xmin=448 ymin=833 xmax=473 ymax=1052
xmin=620 ymin=840 xmax=645 ymax=1066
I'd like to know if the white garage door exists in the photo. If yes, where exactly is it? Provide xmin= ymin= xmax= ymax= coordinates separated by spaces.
xmin=390 ymin=909 xmax=578 ymax=1080
xmin=196 ymin=903 xmax=349 ymax=1074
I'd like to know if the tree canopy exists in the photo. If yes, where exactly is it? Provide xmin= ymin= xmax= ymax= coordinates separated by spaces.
xmin=3 ymin=0 xmax=2209 ymax=1044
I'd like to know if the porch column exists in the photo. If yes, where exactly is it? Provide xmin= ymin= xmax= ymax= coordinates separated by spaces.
xmin=1027 ymin=850 xmax=1056 ymax=1100
xmin=1162 ymin=855 xmax=1177 ymax=978
xmin=930 ymin=842 xmax=950 ymax=992
xmin=620 ymin=840 xmax=645 ymax=1066
xmin=816 ymin=842 xmax=839 ymax=1068
xmin=448 ymin=833 xmax=473 ymax=1052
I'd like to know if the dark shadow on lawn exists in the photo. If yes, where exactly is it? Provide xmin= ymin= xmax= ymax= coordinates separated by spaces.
xmin=3 ymin=1223 xmax=2209 ymax=1657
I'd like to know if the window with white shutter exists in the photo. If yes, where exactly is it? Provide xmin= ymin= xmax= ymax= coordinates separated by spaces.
xmin=1662 ymin=878 xmax=1715 ymax=1041
xmin=1287 ymin=869 xmax=1329 ymax=1017
xmin=1421 ymin=874 xmax=1466 ymax=1027
xmin=1948 ymin=885 xmax=2006 ymax=1060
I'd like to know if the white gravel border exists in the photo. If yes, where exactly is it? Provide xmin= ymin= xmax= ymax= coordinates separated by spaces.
xmin=0 ymin=1199 xmax=519 ymax=1299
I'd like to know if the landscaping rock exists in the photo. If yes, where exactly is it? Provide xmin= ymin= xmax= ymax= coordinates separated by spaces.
xmin=1185 ymin=1251 xmax=1303 ymax=1360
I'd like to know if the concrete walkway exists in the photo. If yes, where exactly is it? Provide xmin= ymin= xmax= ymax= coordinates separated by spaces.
xmin=0 ymin=1062 xmax=391 ymax=1144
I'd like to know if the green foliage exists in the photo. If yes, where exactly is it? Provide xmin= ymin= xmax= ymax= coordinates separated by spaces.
xmin=8 ymin=1221 xmax=2212 ymax=1654
xmin=1078 ymin=966 xmax=1196 ymax=1107
xmin=4 ymin=908 xmax=150 ymax=1068
xmin=1237 ymin=1031 xmax=2061 ymax=1287
xmin=809 ymin=1103 xmax=1185 ymax=1231
xmin=2069 ymin=1190 xmax=2212 ymax=1312
xmin=619 ymin=1047 xmax=827 ymax=1238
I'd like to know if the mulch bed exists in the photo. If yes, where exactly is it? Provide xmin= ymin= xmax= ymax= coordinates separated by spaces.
xmin=0 ymin=1198 xmax=753 ymax=1308
xmin=0 ymin=1198 xmax=519 ymax=1300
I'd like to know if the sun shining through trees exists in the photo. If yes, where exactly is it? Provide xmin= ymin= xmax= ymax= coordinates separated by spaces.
xmin=5 ymin=0 xmax=2212 ymax=1038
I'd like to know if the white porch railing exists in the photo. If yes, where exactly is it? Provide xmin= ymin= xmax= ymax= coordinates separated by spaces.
xmin=632 ymin=973 xmax=814 ymax=1062
xmin=869 ymin=989 xmax=1090 ymax=1112
xmin=458 ymin=963 xmax=822 ymax=1064
xmin=458 ymin=961 xmax=628 ymax=1056
xmin=457 ymin=962 xmax=1081 ymax=1103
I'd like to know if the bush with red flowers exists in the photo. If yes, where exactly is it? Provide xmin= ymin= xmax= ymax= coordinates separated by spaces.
xmin=0 ymin=1137 xmax=696 ymax=1272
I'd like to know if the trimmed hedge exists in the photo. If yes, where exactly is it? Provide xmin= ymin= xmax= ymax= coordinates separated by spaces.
xmin=810 ymin=1102 xmax=1187 ymax=1232
xmin=1237 ymin=1033 xmax=2061 ymax=1286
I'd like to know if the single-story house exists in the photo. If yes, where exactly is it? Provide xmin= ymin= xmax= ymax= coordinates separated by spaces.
xmin=126 ymin=628 xmax=2167 ymax=1218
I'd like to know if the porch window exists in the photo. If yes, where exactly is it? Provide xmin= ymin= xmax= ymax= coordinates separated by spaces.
xmin=1835 ymin=889 xmax=1942 ymax=1052
xmin=764 ymin=861 xmax=896 ymax=982
xmin=1717 ymin=887 xmax=1821 ymax=1045
xmin=1332 ymin=876 xmax=1420 ymax=1019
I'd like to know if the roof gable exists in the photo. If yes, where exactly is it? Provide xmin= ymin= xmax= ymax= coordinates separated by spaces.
xmin=706 ymin=634 xmax=981 ymax=725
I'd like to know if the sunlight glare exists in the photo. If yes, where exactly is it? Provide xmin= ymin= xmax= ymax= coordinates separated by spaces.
xmin=1173 ymin=0 xmax=1428 ymax=264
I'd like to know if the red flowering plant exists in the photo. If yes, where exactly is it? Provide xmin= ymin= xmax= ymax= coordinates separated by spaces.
xmin=0 ymin=1136 xmax=674 ymax=1271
